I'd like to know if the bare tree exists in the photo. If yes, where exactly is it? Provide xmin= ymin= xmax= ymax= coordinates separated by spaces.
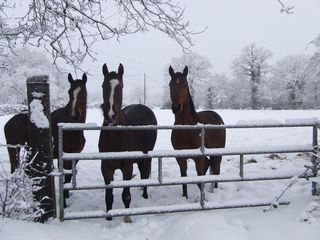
xmin=231 ymin=43 xmax=273 ymax=109
xmin=0 ymin=0 xmax=198 ymax=68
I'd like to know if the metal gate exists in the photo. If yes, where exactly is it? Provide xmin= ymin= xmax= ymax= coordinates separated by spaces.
xmin=57 ymin=119 xmax=319 ymax=221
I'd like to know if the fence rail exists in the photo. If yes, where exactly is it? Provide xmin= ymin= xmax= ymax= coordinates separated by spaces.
xmin=57 ymin=119 xmax=319 ymax=221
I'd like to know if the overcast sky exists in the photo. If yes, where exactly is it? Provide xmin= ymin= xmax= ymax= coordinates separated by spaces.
xmin=67 ymin=0 xmax=320 ymax=103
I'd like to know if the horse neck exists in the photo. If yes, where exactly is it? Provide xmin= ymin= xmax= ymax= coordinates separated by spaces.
xmin=80 ymin=100 xmax=87 ymax=123
xmin=174 ymin=92 xmax=198 ymax=125
xmin=117 ymin=109 xmax=129 ymax=126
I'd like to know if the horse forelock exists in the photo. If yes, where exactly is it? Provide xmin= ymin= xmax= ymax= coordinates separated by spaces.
xmin=108 ymin=71 xmax=118 ymax=80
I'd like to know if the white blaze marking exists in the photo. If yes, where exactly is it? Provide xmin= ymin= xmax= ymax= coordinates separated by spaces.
xmin=108 ymin=79 xmax=120 ymax=119
xmin=71 ymin=87 xmax=81 ymax=116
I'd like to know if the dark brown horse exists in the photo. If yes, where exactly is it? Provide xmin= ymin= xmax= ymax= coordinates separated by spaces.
xmin=169 ymin=65 xmax=226 ymax=199
xmin=4 ymin=73 xmax=87 ymax=202
xmin=98 ymin=63 xmax=157 ymax=222
xmin=51 ymin=73 xmax=87 ymax=200
xmin=4 ymin=112 xmax=29 ymax=173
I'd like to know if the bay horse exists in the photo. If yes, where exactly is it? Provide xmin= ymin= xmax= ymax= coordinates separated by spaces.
xmin=98 ymin=63 xmax=157 ymax=222
xmin=51 ymin=73 xmax=87 ymax=201
xmin=4 ymin=112 xmax=28 ymax=174
xmin=168 ymin=65 xmax=226 ymax=199
xmin=4 ymin=73 xmax=87 ymax=204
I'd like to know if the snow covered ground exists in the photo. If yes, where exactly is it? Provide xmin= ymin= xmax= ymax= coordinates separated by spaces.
xmin=1 ymin=109 xmax=320 ymax=240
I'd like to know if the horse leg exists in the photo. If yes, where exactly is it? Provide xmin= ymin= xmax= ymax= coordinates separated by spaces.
xmin=176 ymin=157 xmax=188 ymax=199
xmin=8 ymin=147 xmax=20 ymax=174
xmin=102 ymin=167 xmax=114 ymax=221
xmin=121 ymin=163 xmax=133 ymax=223
xmin=210 ymin=156 xmax=222 ymax=189
xmin=137 ymin=158 xmax=151 ymax=199
xmin=63 ymin=161 xmax=72 ymax=200
xmin=195 ymin=157 xmax=208 ymax=191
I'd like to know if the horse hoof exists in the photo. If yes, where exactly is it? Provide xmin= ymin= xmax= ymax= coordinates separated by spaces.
xmin=142 ymin=192 xmax=148 ymax=199
xmin=183 ymin=194 xmax=188 ymax=199
xmin=123 ymin=216 xmax=132 ymax=223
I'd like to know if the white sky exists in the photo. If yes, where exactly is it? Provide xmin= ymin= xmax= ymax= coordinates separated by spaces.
xmin=75 ymin=0 xmax=320 ymax=102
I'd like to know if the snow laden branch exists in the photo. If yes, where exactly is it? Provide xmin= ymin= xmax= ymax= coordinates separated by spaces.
xmin=276 ymin=0 xmax=295 ymax=15
xmin=0 ymin=0 xmax=197 ymax=67
xmin=0 ymin=150 xmax=45 ymax=220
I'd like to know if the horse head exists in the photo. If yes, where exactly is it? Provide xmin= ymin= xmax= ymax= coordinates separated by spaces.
xmin=67 ymin=73 xmax=87 ymax=122
xmin=168 ymin=65 xmax=190 ymax=114
xmin=101 ymin=63 xmax=124 ymax=125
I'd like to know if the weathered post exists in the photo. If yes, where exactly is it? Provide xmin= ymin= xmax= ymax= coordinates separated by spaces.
xmin=26 ymin=75 xmax=56 ymax=222
xmin=312 ymin=124 xmax=319 ymax=196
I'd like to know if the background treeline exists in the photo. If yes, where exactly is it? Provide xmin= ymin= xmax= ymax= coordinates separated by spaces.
xmin=1 ymin=44 xmax=320 ymax=110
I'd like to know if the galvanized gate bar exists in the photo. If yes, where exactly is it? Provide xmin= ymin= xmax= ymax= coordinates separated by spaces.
xmin=63 ymin=170 xmax=314 ymax=191
xmin=63 ymin=200 xmax=290 ymax=220
xmin=62 ymin=144 xmax=315 ymax=161
xmin=58 ymin=120 xmax=319 ymax=131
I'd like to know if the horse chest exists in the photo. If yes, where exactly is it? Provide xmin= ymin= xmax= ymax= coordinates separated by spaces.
xmin=99 ymin=130 xmax=135 ymax=152
xmin=171 ymin=129 xmax=201 ymax=149
xmin=63 ymin=131 xmax=85 ymax=152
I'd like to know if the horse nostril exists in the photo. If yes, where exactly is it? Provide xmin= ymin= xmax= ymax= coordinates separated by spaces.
xmin=171 ymin=104 xmax=181 ymax=114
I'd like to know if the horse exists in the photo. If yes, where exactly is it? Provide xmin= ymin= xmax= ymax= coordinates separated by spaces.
xmin=4 ymin=73 xmax=87 ymax=204
xmin=98 ymin=63 xmax=157 ymax=222
xmin=4 ymin=112 xmax=29 ymax=174
xmin=51 ymin=73 xmax=87 ymax=200
xmin=168 ymin=65 xmax=226 ymax=199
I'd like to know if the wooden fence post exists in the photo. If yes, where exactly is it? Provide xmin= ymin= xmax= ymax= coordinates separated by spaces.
xmin=26 ymin=75 xmax=56 ymax=222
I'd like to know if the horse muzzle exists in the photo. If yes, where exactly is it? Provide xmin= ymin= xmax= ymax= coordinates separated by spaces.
xmin=104 ymin=118 xmax=117 ymax=126
xmin=71 ymin=112 xmax=80 ymax=121
xmin=171 ymin=104 xmax=182 ymax=114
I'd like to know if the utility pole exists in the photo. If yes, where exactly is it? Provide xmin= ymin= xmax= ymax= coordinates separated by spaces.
xmin=144 ymin=73 xmax=146 ymax=105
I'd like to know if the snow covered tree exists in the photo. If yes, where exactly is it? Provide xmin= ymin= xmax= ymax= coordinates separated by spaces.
xmin=0 ymin=48 xmax=68 ymax=108
xmin=164 ymin=52 xmax=214 ymax=108
xmin=306 ymin=51 xmax=320 ymax=108
xmin=272 ymin=55 xmax=310 ymax=109
xmin=231 ymin=43 xmax=273 ymax=109
xmin=206 ymin=74 xmax=229 ymax=109
xmin=0 ymin=0 xmax=197 ymax=67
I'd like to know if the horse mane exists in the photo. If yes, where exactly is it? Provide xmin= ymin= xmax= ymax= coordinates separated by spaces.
xmin=187 ymin=88 xmax=199 ymax=120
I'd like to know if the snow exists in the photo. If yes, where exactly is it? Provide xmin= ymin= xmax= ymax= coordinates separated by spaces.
xmin=29 ymin=97 xmax=49 ymax=129
xmin=1 ymin=109 xmax=320 ymax=239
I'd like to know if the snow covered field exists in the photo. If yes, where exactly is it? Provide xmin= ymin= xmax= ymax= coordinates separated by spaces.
xmin=1 ymin=109 xmax=320 ymax=240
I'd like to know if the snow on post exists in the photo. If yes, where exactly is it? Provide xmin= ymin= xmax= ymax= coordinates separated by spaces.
xmin=26 ymin=75 xmax=55 ymax=222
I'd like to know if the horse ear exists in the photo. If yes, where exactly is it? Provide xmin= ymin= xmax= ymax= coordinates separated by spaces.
xmin=102 ymin=63 xmax=109 ymax=77
xmin=82 ymin=73 xmax=87 ymax=83
xmin=68 ymin=73 xmax=74 ymax=83
xmin=183 ymin=66 xmax=188 ymax=76
xmin=118 ymin=63 xmax=124 ymax=77
xmin=169 ymin=65 xmax=174 ymax=77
